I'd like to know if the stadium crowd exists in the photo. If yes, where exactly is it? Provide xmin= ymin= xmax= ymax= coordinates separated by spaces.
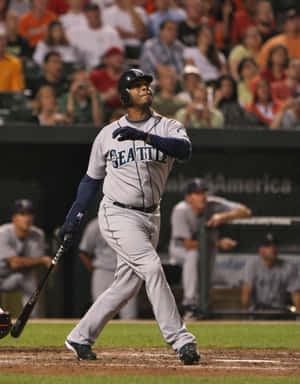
xmin=0 ymin=0 xmax=299 ymax=129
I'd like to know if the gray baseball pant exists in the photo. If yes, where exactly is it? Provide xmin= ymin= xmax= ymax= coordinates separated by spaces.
xmin=91 ymin=268 xmax=138 ymax=319
xmin=67 ymin=197 xmax=196 ymax=352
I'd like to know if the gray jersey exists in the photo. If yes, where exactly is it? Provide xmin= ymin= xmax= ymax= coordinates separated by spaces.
xmin=243 ymin=256 xmax=300 ymax=309
xmin=0 ymin=223 xmax=45 ymax=278
xmin=87 ymin=112 xmax=190 ymax=207
xmin=169 ymin=196 xmax=241 ymax=252
xmin=79 ymin=218 xmax=116 ymax=271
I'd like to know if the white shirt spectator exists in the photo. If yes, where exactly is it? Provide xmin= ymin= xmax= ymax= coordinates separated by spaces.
xmin=59 ymin=12 xmax=88 ymax=33
xmin=90 ymin=0 xmax=116 ymax=11
xmin=184 ymin=47 xmax=226 ymax=83
xmin=102 ymin=4 xmax=148 ymax=48
xmin=33 ymin=40 xmax=78 ymax=65
xmin=67 ymin=24 xmax=123 ymax=69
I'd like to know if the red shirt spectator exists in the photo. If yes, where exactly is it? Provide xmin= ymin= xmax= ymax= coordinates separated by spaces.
xmin=231 ymin=0 xmax=258 ymax=43
xmin=90 ymin=46 xmax=125 ymax=109
xmin=260 ymin=45 xmax=289 ymax=84
xmin=47 ymin=0 xmax=89 ymax=16
xmin=271 ymin=58 xmax=300 ymax=102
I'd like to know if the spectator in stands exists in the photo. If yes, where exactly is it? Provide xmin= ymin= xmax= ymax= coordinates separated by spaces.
xmin=9 ymin=0 xmax=31 ymax=17
xmin=260 ymin=45 xmax=288 ymax=84
xmin=0 ymin=27 xmax=24 ymax=92
xmin=213 ymin=0 xmax=235 ymax=53
xmin=255 ymin=0 xmax=277 ymax=44
xmin=0 ymin=199 xmax=52 ymax=318
xmin=258 ymin=9 xmax=300 ymax=69
xmin=47 ymin=0 xmax=89 ymax=16
xmin=66 ymin=3 xmax=123 ymax=70
xmin=140 ymin=19 xmax=184 ymax=80
xmin=270 ymin=91 xmax=300 ymax=130
xmin=90 ymin=46 xmax=124 ymax=114
xmin=214 ymin=74 xmax=259 ymax=127
xmin=177 ymin=64 xmax=202 ymax=103
xmin=231 ymin=0 xmax=257 ymax=44
xmin=148 ymin=0 xmax=186 ymax=37
xmin=175 ymin=81 xmax=224 ymax=128
xmin=33 ymin=20 xmax=77 ymax=65
xmin=0 ymin=0 xmax=9 ymax=29
xmin=237 ymin=57 xmax=258 ymax=106
xmin=177 ymin=0 xmax=200 ymax=47
xmin=169 ymin=177 xmax=250 ymax=320
xmin=241 ymin=233 xmax=300 ymax=312
xmin=103 ymin=0 xmax=148 ymax=60
xmin=246 ymin=75 xmax=282 ymax=127
xmin=272 ymin=58 xmax=300 ymax=103
xmin=5 ymin=10 xmax=33 ymax=59
xmin=229 ymin=26 xmax=262 ymax=81
xmin=152 ymin=67 xmax=186 ymax=117
xmin=28 ymin=51 xmax=69 ymax=98
xmin=184 ymin=25 xmax=227 ymax=84
xmin=59 ymin=0 xmax=87 ymax=33
xmin=19 ymin=0 xmax=57 ymax=47
xmin=34 ymin=85 xmax=70 ymax=125
xmin=59 ymin=69 xmax=103 ymax=125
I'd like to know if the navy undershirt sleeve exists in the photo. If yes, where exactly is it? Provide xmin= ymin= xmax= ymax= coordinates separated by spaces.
xmin=149 ymin=135 xmax=191 ymax=161
xmin=66 ymin=174 xmax=102 ymax=222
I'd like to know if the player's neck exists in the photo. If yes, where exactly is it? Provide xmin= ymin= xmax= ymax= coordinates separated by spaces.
xmin=127 ymin=106 xmax=152 ymax=122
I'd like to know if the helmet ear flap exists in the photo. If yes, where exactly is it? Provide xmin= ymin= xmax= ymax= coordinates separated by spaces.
xmin=120 ymin=88 xmax=131 ymax=106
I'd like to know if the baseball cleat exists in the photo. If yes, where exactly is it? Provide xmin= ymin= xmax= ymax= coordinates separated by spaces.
xmin=178 ymin=343 xmax=200 ymax=365
xmin=65 ymin=339 xmax=96 ymax=360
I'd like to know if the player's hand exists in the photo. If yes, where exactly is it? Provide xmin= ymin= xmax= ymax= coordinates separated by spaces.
xmin=112 ymin=126 xmax=147 ymax=141
xmin=57 ymin=212 xmax=83 ymax=244
xmin=217 ymin=237 xmax=237 ymax=251
xmin=41 ymin=256 xmax=52 ymax=269
xmin=206 ymin=213 xmax=225 ymax=227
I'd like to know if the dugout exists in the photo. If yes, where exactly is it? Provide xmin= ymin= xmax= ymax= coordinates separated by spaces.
xmin=1 ymin=125 xmax=300 ymax=318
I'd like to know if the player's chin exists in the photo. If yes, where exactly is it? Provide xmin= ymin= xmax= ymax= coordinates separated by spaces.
xmin=140 ymin=96 xmax=153 ymax=107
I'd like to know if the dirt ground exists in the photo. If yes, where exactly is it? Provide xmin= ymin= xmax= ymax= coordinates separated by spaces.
xmin=1 ymin=347 xmax=300 ymax=377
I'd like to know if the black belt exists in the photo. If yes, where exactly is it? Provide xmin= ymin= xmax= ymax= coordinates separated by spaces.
xmin=113 ymin=201 xmax=158 ymax=213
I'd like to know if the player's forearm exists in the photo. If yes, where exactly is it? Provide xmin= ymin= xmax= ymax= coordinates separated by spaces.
xmin=146 ymin=134 xmax=191 ymax=161
xmin=221 ymin=205 xmax=252 ymax=223
xmin=79 ymin=252 xmax=94 ymax=273
xmin=7 ymin=256 xmax=46 ymax=271
xmin=241 ymin=284 xmax=251 ymax=310
xmin=291 ymin=292 xmax=300 ymax=311
xmin=66 ymin=174 xmax=102 ymax=222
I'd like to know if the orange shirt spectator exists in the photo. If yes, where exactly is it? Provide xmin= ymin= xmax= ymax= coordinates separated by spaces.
xmin=19 ymin=1 xmax=57 ymax=46
xmin=0 ymin=53 xmax=24 ymax=91
xmin=258 ymin=9 xmax=300 ymax=68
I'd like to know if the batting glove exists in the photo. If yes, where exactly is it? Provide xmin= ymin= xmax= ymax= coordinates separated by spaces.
xmin=57 ymin=211 xmax=83 ymax=244
xmin=112 ymin=126 xmax=147 ymax=142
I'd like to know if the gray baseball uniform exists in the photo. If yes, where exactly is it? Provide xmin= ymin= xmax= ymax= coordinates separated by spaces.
xmin=243 ymin=256 xmax=300 ymax=310
xmin=0 ymin=223 xmax=46 ymax=317
xmin=169 ymin=196 xmax=240 ymax=307
xmin=67 ymin=112 xmax=196 ymax=352
xmin=79 ymin=218 xmax=138 ymax=319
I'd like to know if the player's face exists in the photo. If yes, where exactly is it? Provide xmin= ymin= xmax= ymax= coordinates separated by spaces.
xmin=186 ymin=190 xmax=208 ymax=212
xmin=259 ymin=244 xmax=277 ymax=265
xmin=12 ymin=212 xmax=34 ymax=232
xmin=128 ymin=80 xmax=153 ymax=107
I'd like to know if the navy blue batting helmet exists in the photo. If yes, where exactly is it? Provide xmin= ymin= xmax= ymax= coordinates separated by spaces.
xmin=118 ymin=69 xmax=153 ymax=106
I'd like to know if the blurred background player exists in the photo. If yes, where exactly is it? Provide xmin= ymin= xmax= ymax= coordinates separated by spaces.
xmin=79 ymin=217 xmax=138 ymax=319
xmin=0 ymin=199 xmax=52 ymax=317
xmin=169 ymin=178 xmax=251 ymax=319
xmin=241 ymin=232 xmax=300 ymax=312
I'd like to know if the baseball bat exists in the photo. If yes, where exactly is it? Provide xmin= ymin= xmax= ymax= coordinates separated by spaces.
xmin=10 ymin=234 xmax=72 ymax=338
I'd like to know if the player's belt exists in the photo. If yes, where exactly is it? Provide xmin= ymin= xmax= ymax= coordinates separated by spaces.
xmin=113 ymin=201 xmax=158 ymax=213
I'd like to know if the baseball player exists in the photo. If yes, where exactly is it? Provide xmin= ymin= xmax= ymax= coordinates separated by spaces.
xmin=169 ymin=178 xmax=252 ymax=319
xmin=59 ymin=68 xmax=200 ymax=365
xmin=242 ymin=233 xmax=300 ymax=312
xmin=79 ymin=218 xmax=138 ymax=318
xmin=0 ymin=199 xmax=52 ymax=318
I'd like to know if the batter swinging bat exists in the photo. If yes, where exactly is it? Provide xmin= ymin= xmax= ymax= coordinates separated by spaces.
xmin=10 ymin=234 xmax=72 ymax=338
